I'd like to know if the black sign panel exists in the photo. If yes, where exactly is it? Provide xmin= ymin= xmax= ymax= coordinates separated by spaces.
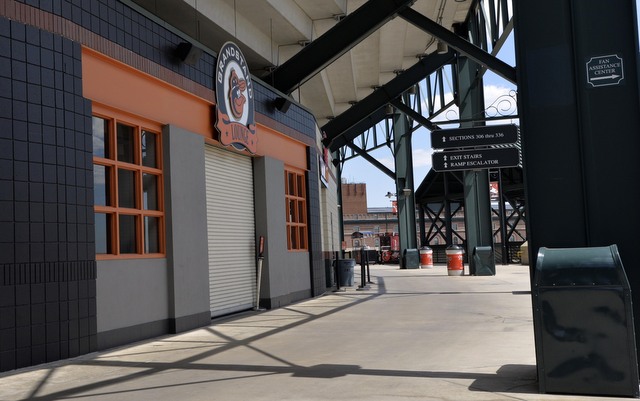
xmin=586 ymin=54 xmax=624 ymax=88
xmin=432 ymin=147 xmax=520 ymax=172
xmin=431 ymin=124 xmax=519 ymax=149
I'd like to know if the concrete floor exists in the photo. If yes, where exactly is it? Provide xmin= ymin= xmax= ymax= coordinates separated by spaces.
xmin=0 ymin=264 xmax=631 ymax=400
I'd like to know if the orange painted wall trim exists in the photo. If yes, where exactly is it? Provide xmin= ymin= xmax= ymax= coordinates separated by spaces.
xmin=83 ymin=47 xmax=309 ymax=171
xmin=256 ymin=123 xmax=307 ymax=170
xmin=82 ymin=47 xmax=215 ymax=139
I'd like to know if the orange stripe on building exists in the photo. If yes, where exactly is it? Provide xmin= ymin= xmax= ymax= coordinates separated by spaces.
xmin=83 ymin=47 xmax=309 ymax=170
xmin=82 ymin=47 xmax=215 ymax=138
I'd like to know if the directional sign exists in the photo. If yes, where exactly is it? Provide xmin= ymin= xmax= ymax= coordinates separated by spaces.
xmin=432 ymin=147 xmax=520 ymax=172
xmin=586 ymin=54 xmax=624 ymax=88
xmin=431 ymin=124 xmax=519 ymax=150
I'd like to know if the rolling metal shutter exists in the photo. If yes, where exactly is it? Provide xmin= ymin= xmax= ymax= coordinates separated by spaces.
xmin=204 ymin=145 xmax=256 ymax=317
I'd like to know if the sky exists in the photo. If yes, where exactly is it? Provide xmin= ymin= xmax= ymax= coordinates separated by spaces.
xmin=342 ymin=1 xmax=640 ymax=208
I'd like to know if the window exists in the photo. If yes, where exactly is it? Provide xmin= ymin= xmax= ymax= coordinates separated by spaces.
xmin=92 ymin=107 xmax=164 ymax=258
xmin=285 ymin=168 xmax=308 ymax=251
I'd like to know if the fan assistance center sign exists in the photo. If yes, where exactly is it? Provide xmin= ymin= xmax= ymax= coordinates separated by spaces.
xmin=586 ymin=54 xmax=624 ymax=88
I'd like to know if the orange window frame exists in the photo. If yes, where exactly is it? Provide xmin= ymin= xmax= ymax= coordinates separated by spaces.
xmin=92 ymin=104 xmax=165 ymax=260
xmin=285 ymin=167 xmax=308 ymax=251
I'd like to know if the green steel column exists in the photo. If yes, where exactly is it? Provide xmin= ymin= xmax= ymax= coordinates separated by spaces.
xmin=334 ymin=156 xmax=345 ymax=259
xmin=392 ymin=106 xmax=418 ymax=267
xmin=455 ymin=25 xmax=495 ymax=275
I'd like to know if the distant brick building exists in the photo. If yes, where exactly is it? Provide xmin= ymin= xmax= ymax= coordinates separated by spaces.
xmin=341 ymin=182 xmax=368 ymax=214
xmin=341 ymin=182 xmax=399 ymax=250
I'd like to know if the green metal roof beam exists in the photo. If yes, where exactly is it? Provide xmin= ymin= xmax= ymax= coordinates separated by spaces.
xmin=264 ymin=0 xmax=416 ymax=94
xmin=399 ymin=8 xmax=516 ymax=84
xmin=322 ymin=50 xmax=456 ymax=151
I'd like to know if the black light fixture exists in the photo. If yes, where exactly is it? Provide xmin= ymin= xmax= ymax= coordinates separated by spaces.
xmin=174 ymin=42 xmax=202 ymax=65
xmin=274 ymin=96 xmax=292 ymax=113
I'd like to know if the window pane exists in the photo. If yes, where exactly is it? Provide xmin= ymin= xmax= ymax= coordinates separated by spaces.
xmin=286 ymin=225 xmax=291 ymax=250
xmin=95 ymin=213 xmax=112 ymax=254
xmin=118 ymin=169 xmax=136 ymax=208
xmin=144 ymin=216 xmax=159 ymax=253
xmin=298 ymin=227 xmax=306 ymax=249
xmin=117 ymin=123 xmax=135 ymax=163
xmin=143 ymin=173 xmax=158 ymax=210
xmin=93 ymin=165 xmax=111 ymax=206
xmin=119 ymin=214 xmax=137 ymax=253
xmin=92 ymin=117 xmax=109 ymax=158
xmin=288 ymin=199 xmax=295 ymax=222
xmin=297 ymin=200 xmax=305 ymax=223
xmin=288 ymin=172 xmax=295 ymax=195
xmin=290 ymin=226 xmax=297 ymax=249
xmin=297 ymin=175 xmax=304 ymax=197
xmin=141 ymin=130 xmax=157 ymax=168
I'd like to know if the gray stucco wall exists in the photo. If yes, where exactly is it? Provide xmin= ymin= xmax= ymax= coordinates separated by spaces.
xmin=254 ymin=156 xmax=311 ymax=308
xmin=163 ymin=125 xmax=211 ymax=331
xmin=96 ymin=258 xmax=169 ymax=348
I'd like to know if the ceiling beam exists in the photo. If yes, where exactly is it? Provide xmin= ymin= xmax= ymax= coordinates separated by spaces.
xmin=390 ymin=98 xmax=440 ymax=131
xmin=263 ymin=0 xmax=416 ymax=94
xmin=398 ymin=8 xmax=516 ymax=84
xmin=327 ymin=108 xmax=388 ymax=151
xmin=346 ymin=143 xmax=396 ymax=180
xmin=322 ymin=50 xmax=456 ymax=151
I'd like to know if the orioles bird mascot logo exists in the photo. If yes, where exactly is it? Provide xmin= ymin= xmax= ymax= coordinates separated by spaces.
xmin=228 ymin=69 xmax=246 ymax=119
xmin=215 ymin=42 xmax=256 ymax=153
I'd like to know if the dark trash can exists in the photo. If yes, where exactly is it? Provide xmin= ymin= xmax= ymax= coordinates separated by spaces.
xmin=402 ymin=248 xmax=420 ymax=269
xmin=472 ymin=246 xmax=495 ymax=276
xmin=335 ymin=259 xmax=355 ymax=287
xmin=325 ymin=259 xmax=335 ymax=288
xmin=533 ymin=245 xmax=639 ymax=397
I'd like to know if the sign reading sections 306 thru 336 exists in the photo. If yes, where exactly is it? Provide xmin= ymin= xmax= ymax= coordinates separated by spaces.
xmin=431 ymin=124 xmax=519 ymax=150
xmin=432 ymin=147 xmax=520 ymax=172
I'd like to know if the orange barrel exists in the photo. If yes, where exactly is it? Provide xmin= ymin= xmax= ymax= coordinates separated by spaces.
xmin=419 ymin=246 xmax=433 ymax=268
xmin=446 ymin=245 xmax=464 ymax=276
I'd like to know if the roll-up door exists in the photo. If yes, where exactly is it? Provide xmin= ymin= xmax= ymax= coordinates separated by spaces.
xmin=204 ymin=145 xmax=256 ymax=317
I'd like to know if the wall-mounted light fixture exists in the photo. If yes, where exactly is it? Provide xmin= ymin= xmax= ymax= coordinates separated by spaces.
xmin=402 ymin=188 xmax=412 ymax=197
xmin=273 ymin=96 xmax=292 ymax=113
xmin=174 ymin=42 xmax=202 ymax=65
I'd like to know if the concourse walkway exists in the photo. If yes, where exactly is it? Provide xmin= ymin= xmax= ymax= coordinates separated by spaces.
xmin=0 ymin=264 xmax=627 ymax=400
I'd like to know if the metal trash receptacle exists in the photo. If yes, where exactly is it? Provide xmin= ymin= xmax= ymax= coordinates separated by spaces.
xmin=472 ymin=246 xmax=495 ymax=276
xmin=325 ymin=259 xmax=335 ymax=288
xmin=533 ymin=245 xmax=639 ymax=397
xmin=419 ymin=246 xmax=433 ymax=268
xmin=446 ymin=245 xmax=464 ymax=276
xmin=403 ymin=248 xmax=420 ymax=269
xmin=335 ymin=259 xmax=355 ymax=287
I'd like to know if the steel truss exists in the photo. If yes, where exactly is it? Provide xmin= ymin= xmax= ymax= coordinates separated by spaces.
xmin=332 ymin=0 xmax=525 ymax=262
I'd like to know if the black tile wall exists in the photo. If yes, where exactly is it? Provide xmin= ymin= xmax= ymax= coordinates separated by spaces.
xmin=0 ymin=17 xmax=96 ymax=372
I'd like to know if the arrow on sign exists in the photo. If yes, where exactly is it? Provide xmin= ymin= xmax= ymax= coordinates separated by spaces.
xmin=591 ymin=74 xmax=621 ymax=81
